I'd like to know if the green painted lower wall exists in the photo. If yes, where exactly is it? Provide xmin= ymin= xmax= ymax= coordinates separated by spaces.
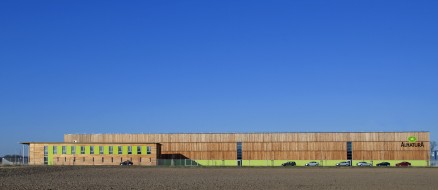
xmin=184 ymin=160 xmax=428 ymax=167
xmin=351 ymin=160 xmax=428 ymax=167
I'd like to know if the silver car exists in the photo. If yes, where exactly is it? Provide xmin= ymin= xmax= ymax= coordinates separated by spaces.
xmin=356 ymin=161 xmax=372 ymax=166
xmin=305 ymin=161 xmax=319 ymax=166
xmin=336 ymin=161 xmax=351 ymax=166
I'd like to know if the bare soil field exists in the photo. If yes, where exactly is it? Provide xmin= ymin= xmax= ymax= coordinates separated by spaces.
xmin=1 ymin=166 xmax=437 ymax=190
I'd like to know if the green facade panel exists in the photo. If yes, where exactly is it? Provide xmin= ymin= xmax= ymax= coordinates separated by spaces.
xmin=114 ymin=146 xmax=119 ymax=155
xmin=85 ymin=146 xmax=90 ymax=154
xmin=48 ymin=146 xmax=53 ymax=165
xmin=122 ymin=146 xmax=128 ymax=155
xmin=142 ymin=146 xmax=147 ymax=155
xmin=104 ymin=146 xmax=109 ymax=155
xmin=67 ymin=146 xmax=72 ymax=155
xmin=132 ymin=146 xmax=138 ymax=155
xmin=57 ymin=146 xmax=62 ymax=155
xmin=94 ymin=146 xmax=99 ymax=155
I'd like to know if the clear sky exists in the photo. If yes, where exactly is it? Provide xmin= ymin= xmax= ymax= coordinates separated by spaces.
xmin=1 ymin=0 xmax=437 ymax=155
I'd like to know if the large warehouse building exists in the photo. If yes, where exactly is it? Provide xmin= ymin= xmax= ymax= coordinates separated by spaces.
xmin=23 ymin=131 xmax=430 ymax=166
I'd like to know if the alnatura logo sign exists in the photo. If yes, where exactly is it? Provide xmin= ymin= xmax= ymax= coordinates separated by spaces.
xmin=401 ymin=136 xmax=424 ymax=147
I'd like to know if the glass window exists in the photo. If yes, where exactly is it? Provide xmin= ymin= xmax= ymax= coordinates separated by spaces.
xmin=146 ymin=146 xmax=151 ymax=154
xmin=99 ymin=146 xmax=104 ymax=154
xmin=62 ymin=146 xmax=66 ymax=154
xmin=109 ymin=146 xmax=113 ymax=154
xmin=43 ymin=146 xmax=48 ymax=156
xmin=81 ymin=146 xmax=85 ymax=154
xmin=118 ymin=146 xmax=122 ymax=155
xmin=128 ymin=146 xmax=132 ymax=154
xmin=71 ymin=146 xmax=76 ymax=154
xmin=346 ymin=142 xmax=353 ymax=160
xmin=137 ymin=146 xmax=142 ymax=154
xmin=90 ymin=146 xmax=94 ymax=154
xmin=236 ymin=142 xmax=242 ymax=160
xmin=53 ymin=146 xmax=57 ymax=154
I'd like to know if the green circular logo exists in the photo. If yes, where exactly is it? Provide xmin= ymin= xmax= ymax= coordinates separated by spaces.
xmin=408 ymin=136 xmax=417 ymax=142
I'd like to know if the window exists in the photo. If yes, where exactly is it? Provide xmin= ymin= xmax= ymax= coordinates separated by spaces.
xmin=347 ymin=142 xmax=353 ymax=160
xmin=236 ymin=142 xmax=242 ymax=160
xmin=146 ymin=146 xmax=151 ymax=154
xmin=71 ymin=146 xmax=76 ymax=154
xmin=99 ymin=146 xmax=104 ymax=154
xmin=62 ymin=146 xmax=66 ymax=154
xmin=109 ymin=146 xmax=113 ymax=154
xmin=80 ymin=146 xmax=85 ymax=154
xmin=111 ymin=157 xmax=114 ymax=163
xmin=44 ymin=146 xmax=48 ymax=155
xmin=118 ymin=146 xmax=122 ymax=155
xmin=128 ymin=146 xmax=132 ymax=154
xmin=236 ymin=142 xmax=242 ymax=167
xmin=137 ymin=146 xmax=142 ymax=154
xmin=90 ymin=146 xmax=94 ymax=154
xmin=53 ymin=146 xmax=57 ymax=154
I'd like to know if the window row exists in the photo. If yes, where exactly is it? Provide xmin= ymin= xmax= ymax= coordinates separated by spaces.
xmin=44 ymin=145 xmax=152 ymax=155
xmin=54 ymin=157 xmax=153 ymax=163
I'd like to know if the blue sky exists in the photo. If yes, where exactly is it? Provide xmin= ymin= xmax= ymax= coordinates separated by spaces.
xmin=1 ymin=0 xmax=437 ymax=155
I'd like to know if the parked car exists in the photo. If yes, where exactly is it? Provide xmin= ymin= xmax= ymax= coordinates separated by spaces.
xmin=282 ymin=161 xmax=296 ymax=166
xmin=120 ymin=160 xmax=133 ymax=166
xmin=356 ymin=161 xmax=372 ymax=166
xmin=305 ymin=161 xmax=319 ymax=167
xmin=376 ymin=162 xmax=390 ymax=167
xmin=396 ymin=162 xmax=411 ymax=167
xmin=336 ymin=161 xmax=351 ymax=166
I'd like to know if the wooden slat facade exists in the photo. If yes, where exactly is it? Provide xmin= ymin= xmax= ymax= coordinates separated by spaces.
xmin=27 ymin=143 xmax=158 ymax=166
xmin=65 ymin=132 xmax=430 ymax=143
xmin=62 ymin=132 xmax=430 ymax=161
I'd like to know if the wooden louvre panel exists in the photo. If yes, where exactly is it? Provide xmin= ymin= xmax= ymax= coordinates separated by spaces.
xmin=61 ymin=132 xmax=430 ymax=162
xmin=65 ymin=132 xmax=430 ymax=143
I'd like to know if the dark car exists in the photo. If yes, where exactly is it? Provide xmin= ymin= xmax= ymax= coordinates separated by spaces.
xmin=376 ymin=162 xmax=390 ymax=167
xmin=282 ymin=161 xmax=296 ymax=166
xmin=120 ymin=160 xmax=133 ymax=166
xmin=396 ymin=162 xmax=411 ymax=167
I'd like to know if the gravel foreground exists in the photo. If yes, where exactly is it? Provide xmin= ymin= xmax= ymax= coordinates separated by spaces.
xmin=1 ymin=166 xmax=437 ymax=190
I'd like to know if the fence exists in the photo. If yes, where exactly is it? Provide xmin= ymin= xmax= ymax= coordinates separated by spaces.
xmin=0 ymin=157 xmax=28 ymax=165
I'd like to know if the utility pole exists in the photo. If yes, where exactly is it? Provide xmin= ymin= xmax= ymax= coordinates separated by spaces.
xmin=22 ymin=144 xmax=25 ymax=165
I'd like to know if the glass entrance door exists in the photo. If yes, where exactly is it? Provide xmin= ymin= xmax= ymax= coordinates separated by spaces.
xmin=237 ymin=142 xmax=242 ymax=166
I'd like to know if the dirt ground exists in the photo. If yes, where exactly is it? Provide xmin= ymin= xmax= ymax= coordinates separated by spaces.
xmin=1 ymin=166 xmax=437 ymax=190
